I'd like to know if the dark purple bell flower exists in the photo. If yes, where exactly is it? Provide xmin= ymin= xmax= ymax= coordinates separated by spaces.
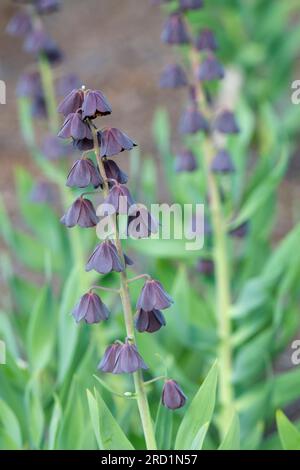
xmin=23 ymin=28 xmax=55 ymax=54
xmin=86 ymin=240 xmax=124 ymax=274
xmin=179 ymin=0 xmax=203 ymax=10
xmin=98 ymin=343 xmax=122 ymax=373
xmin=179 ymin=105 xmax=209 ymax=134
xmin=196 ymin=258 xmax=214 ymax=276
xmin=30 ymin=181 xmax=58 ymax=205
xmin=66 ymin=158 xmax=102 ymax=188
xmin=197 ymin=54 xmax=224 ymax=81
xmin=35 ymin=0 xmax=61 ymax=14
xmin=162 ymin=380 xmax=186 ymax=410
xmin=103 ymin=159 xmax=128 ymax=185
xmin=128 ymin=204 xmax=158 ymax=239
xmin=137 ymin=279 xmax=173 ymax=311
xmin=214 ymin=110 xmax=240 ymax=134
xmin=229 ymin=221 xmax=249 ymax=238
xmin=159 ymin=64 xmax=188 ymax=89
xmin=6 ymin=12 xmax=32 ymax=36
xmin=98 ymin=340 xmax=148 ymax=374
xmin=58 ymin=111 xmax=92 ymax=140
xmin=82 ymin=89 xmax=112 ymax=119
xmin=73 ymin=138 xmax=94 ymax=151
xmin=135 ymin=309 xmax=166 ymax=333
xmin=211 ymin=149 xmax=235 ymax=173
xmin=161 ymin=13 xmax=190 ymax=45
xmin=72 ymin=291 xmax=109 ymax=324
xmin=100 ymin=128 xmax=137 ymax=158
xmin=195 ymin=29 xmax=217 ymax=51
xmin=175 ymin=149 xmax=197 ymax=172
xmin=61 ymin=197 xmax=98 ymax=228
xmin=103 ymin=183 xmax=135 ymax=214
xmin=57 ymin=88 xmax=84 ymax=116
xmin=56 ymin=74 xmax=81 ymax=96
xmin=31 ymin=96 xmax=47 ymax=118
xmin=42 ymin=134 xmax=72 ymax=160
xmin=16 ymin=71 xmax=42 ymax=98
xmin=43 ymin=42 xmax=63 ymax=65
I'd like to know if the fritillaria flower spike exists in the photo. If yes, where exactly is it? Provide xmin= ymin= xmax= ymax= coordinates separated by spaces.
xmin=162 ymin=380 xmax=187 ymax=409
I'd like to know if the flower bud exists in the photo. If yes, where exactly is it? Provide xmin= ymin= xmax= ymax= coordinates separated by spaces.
xmin=162 ymin=380 xmax=186 ymax=409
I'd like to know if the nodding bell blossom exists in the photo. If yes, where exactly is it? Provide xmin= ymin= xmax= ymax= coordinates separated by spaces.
xmin=159 ymin=64 xmax=188 ymax=89
xmin=57 ymin=88 xmax=84 ymax=116
xmin=211 ymin=149 xmax=235 ymax=173
xmin=103 ymin=183 xmax=135 ymax=214
xmin=82 ymin=89 xmax=112 ymax=119
xmin=72 ymin=291 xmax=109 ymax=324
xmin=214 ymin=110 xmax=240 ymax=134
xmin=197 ymin=54 xmax=225 ymax=81
xmin=100 ymin=128 xmax=137 ymax=158
xmin=61 ymin=197 xmax=98 ymax=228
xmin=98 ymin=340 xmax=148 ymax=374
xmin=85 ymin=240 xmax=124 ymax=274
xmin=35 ymin=0 xmax=61 ymax=14
xmin=161 ymin=13 xmax=190 ymax=45
xmin=179 ymin=104 xmax=209 ymax=135
xmin=194 ymin=29 xmax=218 ymax=52
xmin=179 ymin=0 xmax=204 ymax=10
xmin=128 ymin=204 xmax=158 ymax=239
xmin=137 ymin=279 xmax=173 ymax=311
xmin=58 ymin=110 xmax=92 ymax=140
xmin=23 ymin=28 xmax=62 ymax=64
xmin=73 ymin=138 xmax=94 ymax=151
xmin=103 ymin=159 xmax=128 ymax=185
xmin=175 ymin=149 xmax=198 ymax=172
xmin=6 ymin=12 xmax=32 ymax=36
xmin=66 ymin=158 xmax=102 ymax=188
xmin=162 ymin=380 xmax=187 ymax=409
xmin=135 ymin=309 xmax=166 ymax=333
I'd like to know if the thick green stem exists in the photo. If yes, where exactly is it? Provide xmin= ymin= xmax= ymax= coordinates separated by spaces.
xmin=190 ymin=49 xmax=234 ymax=437
xmin=91 ymin=126 xmax=157 ymax=450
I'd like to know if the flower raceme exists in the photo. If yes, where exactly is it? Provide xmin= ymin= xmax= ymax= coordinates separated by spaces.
xmin=57 ymin=85 xmax=186 ymax=421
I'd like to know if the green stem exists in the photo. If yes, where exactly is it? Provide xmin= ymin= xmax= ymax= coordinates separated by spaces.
xmin=190 ymin=49 xmax=234 ymax=437
xmin=38 ymin=54 xmax=59 ymax=133
xmin=91 ymin=126 xmax=157 ymax=450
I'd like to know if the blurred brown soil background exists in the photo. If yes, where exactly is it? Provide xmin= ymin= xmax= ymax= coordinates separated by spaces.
xmin=0 ymin=0 xmax=299 ymax=235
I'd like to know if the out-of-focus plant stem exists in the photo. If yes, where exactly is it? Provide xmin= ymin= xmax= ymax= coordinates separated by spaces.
xmin=38 ymin=54 xmax=59 ymax=134
xmin=190 ymin=49 xmax=234 ymax=437
xmin=91 ymin=126 xmax=157 ymax=450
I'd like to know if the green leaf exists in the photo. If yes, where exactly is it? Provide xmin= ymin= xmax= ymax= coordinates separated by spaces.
xmin=175 ymin=361 xmax=218 ymax=450
xmin=25 ymin=380 xmax=45 ymax=449
xmin=87 ymin=388 xmax=134 ymax=450
xmin=26 ymin=286 xmax=55 ymax=372
xmin=276 ymin=410 xmax=300 ymax=450
xmin=219 ymin=413 xmax=240 ymax=450
xmin=47 ymin=396 xmax=62 ymax=450
xmin=0 ymin=399 xmax=22 ymax=449
xmin=155 ymin=402 xmax=173 ymax=450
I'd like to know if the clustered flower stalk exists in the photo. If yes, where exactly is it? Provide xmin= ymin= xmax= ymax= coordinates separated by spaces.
xmin=156 ymin=0 xmax=242 ymax=436
xmin=57 ymin=86 xmax=186 ymax=449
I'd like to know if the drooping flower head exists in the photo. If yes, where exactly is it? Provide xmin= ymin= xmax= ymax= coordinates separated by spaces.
xmin=61 ymin=197 xmax=98 ymax=228
xmin=103 ymin=159 xmax=128 ymax=185
xmin=72 ymin=291 xmax=110 ymax=324
xmin=100 ymin=128 xmax=137 ymax=158
xmin=57 ymin=88 xmax=84 ymax=116
xmin=128 ymin=204 xmax=158 ymax=239
xmin=179 ymin=104 xmax=209 ymax=134
xmin=214 ymin=110 xmax=240 ymax=134
xmin=58 ymin=110 xmax=92 ymax=140
xmin=135 ymin=309 xmax=166 ymax=333
xmin=161 ymin=13 xmax=190 ymax=45
xmin=159 ymin=64 xmax=188 ymax=89
xmin=197 ymin=54 xmax=224 ymax=81
xmin=175 ymin=149 xmax=198 ymax=172
xmin=82 ymin=89 xmax=112 ymax=119
xmin=194 ymin=29 xmax=218 ymax=51
xmin=98 ymin=340 xmax=148 ymax=374
xmin=66 ymin=158 xmax=102 ymax=188
xmin=6 ymin=12 xmax=32 ymax=36
xmin=210 ymin=149 xmax=235 ymax=173
xmin=137 ymin=279 xmax=173 ymax=311
xmin=85 ymin=240 xmax=124 ymax=274
xmin=103 ymin=183 xmax=135 ymax=214
xmin=162 ymin=380 xmax=187 ymax=409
